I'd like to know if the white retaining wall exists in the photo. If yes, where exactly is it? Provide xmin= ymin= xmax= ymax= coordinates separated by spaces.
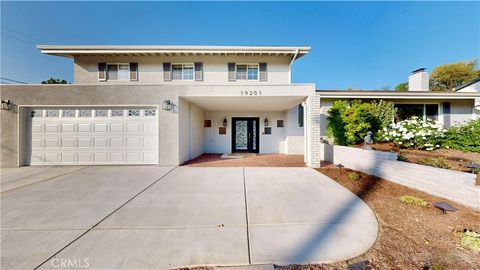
xmin=321 ymin=143 xmax=480 ymax=210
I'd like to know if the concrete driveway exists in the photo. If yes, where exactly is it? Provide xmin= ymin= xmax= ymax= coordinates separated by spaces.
xmin=1 ymin=166 xmax=378 ymax=269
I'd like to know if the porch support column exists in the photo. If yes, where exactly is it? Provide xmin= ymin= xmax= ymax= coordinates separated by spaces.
xmin=305 ymin=95 xmax=321 ymax=168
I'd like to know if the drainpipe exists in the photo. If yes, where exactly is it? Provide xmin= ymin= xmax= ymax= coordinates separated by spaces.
xmin=288 ymin=49 xmax=299 ymax=84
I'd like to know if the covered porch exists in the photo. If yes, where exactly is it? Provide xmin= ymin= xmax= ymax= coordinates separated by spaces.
xmin=178 ymin=95 xmax=309 ymax=165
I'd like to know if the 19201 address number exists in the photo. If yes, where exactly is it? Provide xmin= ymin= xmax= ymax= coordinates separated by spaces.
xmin=241 ymin=90 xmax=262 ymax=96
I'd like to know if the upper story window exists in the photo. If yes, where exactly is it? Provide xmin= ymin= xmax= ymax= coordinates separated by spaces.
xmin=172 ymin=64 xmax=194 ymax=80
xmin=235 ymin=64 xmax=259 ymax=81
xmin=98 ymin=63 xmax=138 ymax=82
xmin=229 ymin=62 xmax=267 ymax=82
xmin=107 ymin=64 xmax=130 ymax=81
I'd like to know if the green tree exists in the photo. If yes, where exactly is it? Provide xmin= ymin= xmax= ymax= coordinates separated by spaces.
xmin=395 ymin=82 xmax=408 ymax=91
xmin=430 ymin=61 xmax=480 ymax=91
xmin=41 ymin=78 xmax=68 ymax=84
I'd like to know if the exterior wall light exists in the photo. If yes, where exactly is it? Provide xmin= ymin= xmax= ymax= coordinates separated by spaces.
xmin=264 ymin=118 xmax=269 ymax=127
xmin=223 ymin=118 xmax=228 ymax=127
xmin=162 ymin=100 xmax=172 ymax=111
xmin=1 ymin=100 xmax=12 ymax=111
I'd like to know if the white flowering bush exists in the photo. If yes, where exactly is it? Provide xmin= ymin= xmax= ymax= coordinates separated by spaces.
xmin=380 ymin=116 xmax=447 ymax=150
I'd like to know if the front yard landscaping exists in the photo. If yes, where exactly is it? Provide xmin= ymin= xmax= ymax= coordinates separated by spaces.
xmin=304 ymin=164 xmax=480 ymax=270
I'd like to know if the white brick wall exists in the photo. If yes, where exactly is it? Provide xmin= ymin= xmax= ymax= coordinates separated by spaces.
xmin=306 ymin=96 xmax=322 ymax=167
xmin=190 ymin=103 xmax=204 ymax=159
xmin=285 ymin=106 xmax=304 ymax=154
xmin=321 ymin=144 xmax=480 ymax=210
xmin=204 ymin=111 xmax=287 ymax=154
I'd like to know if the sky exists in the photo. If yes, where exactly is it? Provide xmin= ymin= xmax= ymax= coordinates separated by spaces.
xmin=1 ymin=1 xmax=479 ymax=89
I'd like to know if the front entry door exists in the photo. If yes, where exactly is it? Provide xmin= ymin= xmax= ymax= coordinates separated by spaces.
xmin=232 ymin=117 xmax=259 ymax=153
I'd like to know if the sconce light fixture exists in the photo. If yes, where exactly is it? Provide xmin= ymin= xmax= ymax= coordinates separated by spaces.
xmin=162 ymin=100 xmax=172 ymax=111
xmin=264 ymin=118 xmax=269 ymax=127
xmin=1 ymin=100 xmax=12 ymax=111
xmin=223 ymin=118 xmax=228 ymax=127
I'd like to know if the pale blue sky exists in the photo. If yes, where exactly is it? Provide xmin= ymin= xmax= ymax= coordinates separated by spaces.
xmin=1 ymin=1 xmax=479 ymax=89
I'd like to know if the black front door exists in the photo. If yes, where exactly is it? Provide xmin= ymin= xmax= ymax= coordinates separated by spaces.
xmin=232 ymin=117 xmax=259 ymax=153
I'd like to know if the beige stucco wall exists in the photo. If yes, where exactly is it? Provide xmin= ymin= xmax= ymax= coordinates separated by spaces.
xmin=1 ymin=84 xmax=314 ymax=167
xmin=74 ymin=55 xmax=292 ymax=85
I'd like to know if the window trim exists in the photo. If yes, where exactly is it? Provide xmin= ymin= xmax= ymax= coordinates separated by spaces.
xmin=106 ymin=63 xmax=130 ymax=81
xmin=235 ymin=63 xmax=259 ymax=81
xmin=171 ymin=63 xmax=195 ymax=81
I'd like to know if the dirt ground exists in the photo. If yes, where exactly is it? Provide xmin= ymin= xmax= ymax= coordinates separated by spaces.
xmin=182 ymin=154 xmax=306 ymax=167
xmin=303 ymin=164 xmax=480 ymax=270
xmin=355 ymin=143 xmax=480 ymax=173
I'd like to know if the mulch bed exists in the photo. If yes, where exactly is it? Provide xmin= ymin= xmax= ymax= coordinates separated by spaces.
xmin=355 ymin=143 xmax=480 ymax=173
xmin=301 ymin=164 xmax=480 ymax=270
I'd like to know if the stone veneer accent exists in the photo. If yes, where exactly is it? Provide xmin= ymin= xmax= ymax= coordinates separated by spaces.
xmin=320 ymin=143 xmax=480 ymax=210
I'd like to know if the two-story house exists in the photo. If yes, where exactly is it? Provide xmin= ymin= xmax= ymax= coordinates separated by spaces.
xmin=1 ymin=45 xmax=479 ymax=169
xmin=0 ymin=46 xmax=317 ymax=167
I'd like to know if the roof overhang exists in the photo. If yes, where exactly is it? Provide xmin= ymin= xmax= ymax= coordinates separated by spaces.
xmin=37 ymin=45 xmax=310 ymax=60
xmin=316 ymin=90 xmax=480 ymax=100
xmin=181 ymin=96 xmax=306 ymax=112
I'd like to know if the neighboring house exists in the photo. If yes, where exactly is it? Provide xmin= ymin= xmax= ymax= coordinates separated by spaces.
xmin=1 ymin=45 xmax=479 ymax=168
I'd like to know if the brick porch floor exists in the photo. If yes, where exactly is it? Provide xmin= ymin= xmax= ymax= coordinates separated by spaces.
xmin=182 ymin=154 xmax=306 ymax=167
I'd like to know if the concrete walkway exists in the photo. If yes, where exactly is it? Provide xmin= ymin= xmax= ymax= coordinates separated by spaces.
xmin=1 ymin=166 xmax=378 ymax=269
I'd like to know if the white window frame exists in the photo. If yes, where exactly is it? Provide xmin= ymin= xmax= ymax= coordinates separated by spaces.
xmin=171 ymin=63 xmax=194 ymax=81
xmin=106 ymin=63 xmax=130 ymax=81
xmin=235 ymin=63 xmax=259 ymax=81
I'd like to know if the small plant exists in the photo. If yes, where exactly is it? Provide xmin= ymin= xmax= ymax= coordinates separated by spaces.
xmin=419 ymin=157 xmax=452 ymax=169
xmin=400 ymin=195 xmax=428 ymax=207
xmin=459 ymin=230 xmax=480 ymax=252
xmin=348 ymin=172 xmax=360 ymax=181
xmin=397 ymin=153 xmax=408 ymax=162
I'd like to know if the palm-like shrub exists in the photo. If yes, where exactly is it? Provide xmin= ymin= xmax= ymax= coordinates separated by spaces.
xmin=380 ymin=116 xmax=447 ymax=150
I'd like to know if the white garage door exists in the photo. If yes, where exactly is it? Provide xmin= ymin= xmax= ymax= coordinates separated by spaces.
xmin=27 ymin=107 xmax=158 ymax=165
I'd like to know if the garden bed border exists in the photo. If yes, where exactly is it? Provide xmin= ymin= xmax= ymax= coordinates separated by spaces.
xmin=320 ymin=143 xmax=480 ymax=210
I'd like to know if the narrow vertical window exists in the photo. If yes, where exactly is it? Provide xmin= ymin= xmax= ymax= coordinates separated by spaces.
xmin=298 ymin=105 xmax=304 ymax=127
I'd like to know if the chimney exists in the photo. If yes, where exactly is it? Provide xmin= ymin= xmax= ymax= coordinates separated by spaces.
xmin=408 ymin=68 xmax=430 ymax=91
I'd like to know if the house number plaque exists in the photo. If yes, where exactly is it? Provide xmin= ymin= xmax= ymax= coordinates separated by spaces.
xmin=240 ymin=90 xmax=262 ymax=96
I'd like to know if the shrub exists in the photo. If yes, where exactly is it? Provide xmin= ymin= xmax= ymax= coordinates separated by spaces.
xmin=348 ymin=172 xmax=360 ymax=181
xmin=380 ymin=116 xmax=447 ymax=150
xmin=459 ymin=230 xmax=480 ymax=252
xmin=444 ymin=119 xmax=480 ymax=153
xmin=371 ymin=100 xmax=397 ymax=130
xmin=419 ymin=157 xmax=452 ymax=169
xmin=327 ymin=100 xmax=381 ymax=145
xmin=400 ymin=195 xmax=428 ymax=207
xmin=397 ymin=153 xmax=408 ymax=162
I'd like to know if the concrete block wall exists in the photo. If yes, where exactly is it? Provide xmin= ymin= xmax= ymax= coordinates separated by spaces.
xmin=322 ymin=144 xmax=480 ymax=210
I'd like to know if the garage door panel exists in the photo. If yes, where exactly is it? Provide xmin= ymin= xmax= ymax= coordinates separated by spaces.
xmin=110 ymin=123 xmax=123 ymax=132
xmin=94 ymin=138 xmax=109 ymax=148
xmin=78 ymin=153 xmax=93 ymax=163
xmin=45 ymin=138 xmax=60 ymax=148
xmin=94 ymin=123 xmax=109 ymax=132
xmin=78 ymin=123 xmax=92 ymax=132
xmin=61 ymin=123 xmax=76 ymax=132
xmin=61 ymin=138 xmax=76 ymax=148
xmin=28 ymin=107 xmax=158 ymax=165
xmin=32 ymin=124 xmax=43 ymax=133
xmin=61 ymin=153 xmax=76 ymax=163
xmin=78 ymin=138 xmax=93 ymax=148
xmin=31 ymin=138 xmax=44 ymax=148
xmin=45 ymin=124 xmax=60 ymax=133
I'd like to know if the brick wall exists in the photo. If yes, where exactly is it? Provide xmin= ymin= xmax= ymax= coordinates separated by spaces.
xmin=321 ymin=143 xmax=480 ymax=210
xmin=306 ymin=96 xmax=322 ymax=167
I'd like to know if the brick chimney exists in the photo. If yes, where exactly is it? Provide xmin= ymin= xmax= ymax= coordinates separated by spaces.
xmin=408 ymin=68 xmax=430 ymax=91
